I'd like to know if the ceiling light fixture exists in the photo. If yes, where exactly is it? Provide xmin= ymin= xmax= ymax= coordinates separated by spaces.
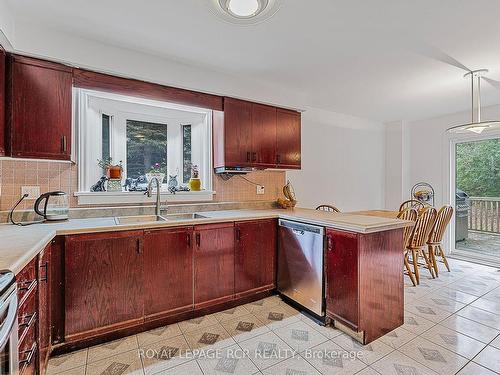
xmin=228 ymin=0 xmax=260 ymax=17
xmin=212 ymin=0 xmax=280 ymax=25
xmin=447 ymin=69 xmax=500 ymax=134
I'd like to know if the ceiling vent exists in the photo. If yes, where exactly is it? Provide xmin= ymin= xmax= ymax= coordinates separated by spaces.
xmin=209 ymin=0 xmax=281 ymax=25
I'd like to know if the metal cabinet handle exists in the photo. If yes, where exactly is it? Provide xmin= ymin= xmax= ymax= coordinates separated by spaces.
xmin=327 ymin=236 xmax=334 ymax=251
xmin=276 ymin=154 xmax=281 ymax=164
xmin=39 ymin=261 xmax=49 ymax=282
xmin=195 ymin=233 xmax=201 ymax=247
xmin=252 ymin=152 xmax=257 ymax=162
xmin=235 ymin=227 xmax=241 ymax=242
xmin=186 ymin=233 xmax=191 ymax=247
xmin=61 ymin=135 xmax=67 ymax=153
xmin=136 ymin=238 xmax=143 ymax=254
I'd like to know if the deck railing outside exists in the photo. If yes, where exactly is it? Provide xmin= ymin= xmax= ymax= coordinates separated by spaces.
xmin=468 ymin=197 xmax=500 ymax=234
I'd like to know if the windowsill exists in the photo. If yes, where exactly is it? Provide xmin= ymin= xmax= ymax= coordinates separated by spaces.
xmin=74 ymin=190 xmax=215 ymax=205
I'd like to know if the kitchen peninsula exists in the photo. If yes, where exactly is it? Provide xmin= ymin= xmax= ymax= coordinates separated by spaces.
xmin=0 ymin=206 xmax=411 ymax=372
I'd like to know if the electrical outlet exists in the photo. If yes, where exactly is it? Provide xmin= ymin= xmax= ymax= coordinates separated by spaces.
xmin=256 ymin=185 xmax=265 ymax=195
xmin=21 ymin=186 xmax=40 ymax=199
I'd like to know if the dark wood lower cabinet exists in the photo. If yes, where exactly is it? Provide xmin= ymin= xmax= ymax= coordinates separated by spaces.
xmin=38 ymin=244 xmax=51 ymax=375
xmin=64 ymin=231 xmax=144 ymax=340
xmin=235 ymin=219 xmax=277 ymax=297
xmin=194 ymin=223 xmax=235 ymax=308
xmin=325 ymin=228 xmax=404 ymax=344
xmin=143 ymin=227 xmax=194 ymax=320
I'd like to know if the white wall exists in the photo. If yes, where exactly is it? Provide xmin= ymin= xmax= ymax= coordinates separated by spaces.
xmin=386 ymin=104 xmax=500 ymax=210
xmin=288 ymin=108 xmax=385 ymax=211
xmin=0 ymin=19 xmax=387 ymax=211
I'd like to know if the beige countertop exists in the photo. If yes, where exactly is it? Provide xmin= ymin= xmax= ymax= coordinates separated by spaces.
xmin=0 ymin=208 xmax=412 ymax=274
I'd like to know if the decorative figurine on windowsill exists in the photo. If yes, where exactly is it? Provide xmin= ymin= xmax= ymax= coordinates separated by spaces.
xmin=91 ymin=176 xmax=108 ymax=192
xmin=167 ymin=174 xmax=179 ymax=194
xmin=123 ymin=175 xmax=148 ymax=191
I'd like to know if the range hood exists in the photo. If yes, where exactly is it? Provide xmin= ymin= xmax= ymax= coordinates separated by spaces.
xmin=214 ymin=166 xmax=252 ymax=174
xmin=447 ymin=69 xmax=500 ymax=134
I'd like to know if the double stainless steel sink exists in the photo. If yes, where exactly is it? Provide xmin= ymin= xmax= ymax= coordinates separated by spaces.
xmin=114 ymin=213 xmax=208 ymax=225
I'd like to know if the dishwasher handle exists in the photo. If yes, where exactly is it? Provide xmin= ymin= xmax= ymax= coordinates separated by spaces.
xmin=279 ymin=219 xmax=324 ymax=235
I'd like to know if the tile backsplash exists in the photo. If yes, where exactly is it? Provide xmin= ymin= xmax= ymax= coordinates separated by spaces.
xmin=0 ymin=159 xmax=286 ymax=211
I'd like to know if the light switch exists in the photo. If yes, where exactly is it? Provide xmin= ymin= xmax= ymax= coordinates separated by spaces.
xmin=256 ymin=185 xmax=265 ymax=195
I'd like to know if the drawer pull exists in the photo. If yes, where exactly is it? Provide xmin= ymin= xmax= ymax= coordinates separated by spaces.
xmin=39 ymin=261 xmax=49 ymax=282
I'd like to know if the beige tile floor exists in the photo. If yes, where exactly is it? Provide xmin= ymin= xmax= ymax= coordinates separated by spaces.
xmin=47 ymin=258 xmax=500 ymax=375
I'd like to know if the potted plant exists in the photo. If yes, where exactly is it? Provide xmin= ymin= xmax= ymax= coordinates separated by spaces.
xmin=97 ymin=157 xmax=123 ymax=180
xmin=146 ymin=162 xmax=166 ymax=184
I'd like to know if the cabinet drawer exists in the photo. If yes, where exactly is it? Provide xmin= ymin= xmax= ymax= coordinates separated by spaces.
xmin=17 ymin=258 xmax=38 ymax=303
xmin=18 ymin=286 xmax=38 ymax=343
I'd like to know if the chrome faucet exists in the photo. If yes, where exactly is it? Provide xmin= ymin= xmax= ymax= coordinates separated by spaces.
xmin=145 ymin=177 xmax=162 ymax=216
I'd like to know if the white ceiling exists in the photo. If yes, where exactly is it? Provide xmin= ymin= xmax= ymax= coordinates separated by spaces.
xmin=4 ymin=0 xmax=500 ymax=122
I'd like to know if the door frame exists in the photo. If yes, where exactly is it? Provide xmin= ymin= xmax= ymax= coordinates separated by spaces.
xmin=447 ymin=129 xmax=500 ymax=264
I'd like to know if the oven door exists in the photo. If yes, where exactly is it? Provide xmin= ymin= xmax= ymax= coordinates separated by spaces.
xmin=0 ymin=285 xmax=19 ymax=375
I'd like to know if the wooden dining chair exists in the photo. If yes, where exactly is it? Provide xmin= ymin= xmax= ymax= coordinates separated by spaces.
xmin=427 ymin=205 xmax=454 ymax=276
xmin=398 ymin=208 xmax=418 ymax=286
xmin=399 ymin=199 xmax=429 ymax=212
xmin=316 ymin=204 xmax=340 ymax=213
xmin=407 ymin=206 xmax=437 ymax=284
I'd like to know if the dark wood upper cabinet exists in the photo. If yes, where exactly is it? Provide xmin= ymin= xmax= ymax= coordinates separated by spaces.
xmin=0 ymin=46 xmax=5 ymax=156
xmin=325 ymin=228 xmax=404 ymax=344
xmin=276 ymin=108 xmax=301 ymax=168
xmin=193 ymin=223 xmax=235 ymax=309
xmin=214 ymin=97 xmax=253 ymax=168
xmin=213 ymin=97 xmax=301 ymax=171
xmin=235 ymin=219 xmax=277 ymax=297
xmin=7 ymin=55 xmax=72 ymax=160
xmin=64 ymin=231 xmax=144 ymax=340
xmin=143 ymin=227 xmax=194 ymax=320
xmin=38 ymin=244 xmax=51 ymax=374
xmin=252 ymin=103 xmax=277 ymax=167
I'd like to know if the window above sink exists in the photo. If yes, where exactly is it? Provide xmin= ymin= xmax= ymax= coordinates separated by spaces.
xmin=73 ymin=89 xmax=214 ymax=205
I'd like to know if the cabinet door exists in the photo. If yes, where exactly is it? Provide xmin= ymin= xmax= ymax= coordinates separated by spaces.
xmin=38 ymin=244 xmax=51 ymax=374
xmin=235 ymin=219 xmax=276 ymax=297
xmin=0 ymin=47 xmax=5 ymax=156
xmin=276 ymin=109 xmax=301 ymax=168
xmin=194 ymin=223 xmax=235 ymax=308
xmin=144 ymin=227 xmax=193 ymax=319
xmin=223 ymin=97 xmax=253 ymax=167
xmin=64 ymin=231 xmax=144 ymax=339
xmin=9 ymin=56 xmax=72 ymax=160
xmin=325 ymin=229 xmax=359 ymax=330
xmin=252 ymin=103 xmax=277 ymax=167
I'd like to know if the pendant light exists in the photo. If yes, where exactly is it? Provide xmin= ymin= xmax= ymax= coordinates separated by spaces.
xmin=447 ymin=69 xmax=500 ymax=134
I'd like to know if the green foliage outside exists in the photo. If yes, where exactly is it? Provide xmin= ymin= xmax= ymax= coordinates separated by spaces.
xmin=126 ymin=120 xmax=168 ymax=179
xmin=456 ymin=138 xmax=500 ymax=197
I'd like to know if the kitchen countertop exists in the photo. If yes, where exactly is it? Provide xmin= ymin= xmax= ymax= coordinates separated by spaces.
xmin=0 ymin=208 xmax=412 ymax=274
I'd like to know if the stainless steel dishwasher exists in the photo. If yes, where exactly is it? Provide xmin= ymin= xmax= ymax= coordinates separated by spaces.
xmin=277 ymin=219 xmax=325 ymax=317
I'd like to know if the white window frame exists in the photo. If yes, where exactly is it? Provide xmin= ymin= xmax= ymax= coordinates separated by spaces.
xmin=73 ymin=88 xmax=214 ymax=204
